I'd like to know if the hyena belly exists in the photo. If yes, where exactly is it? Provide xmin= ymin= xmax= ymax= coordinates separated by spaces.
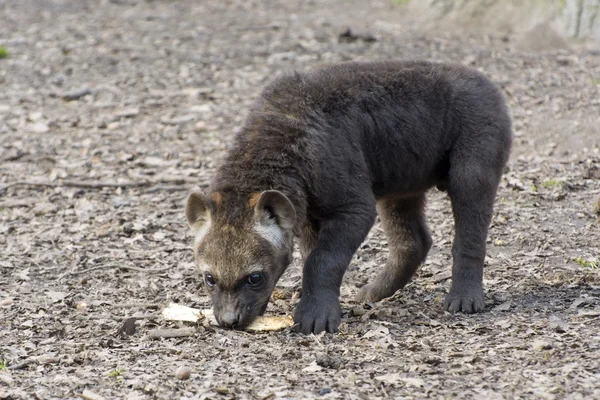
xmin=185 ymin=60 xmax=512 ymax=335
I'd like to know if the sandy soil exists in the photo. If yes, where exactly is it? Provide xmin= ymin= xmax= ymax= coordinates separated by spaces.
xmin=1 ymin=1 xmax=599 ymax=399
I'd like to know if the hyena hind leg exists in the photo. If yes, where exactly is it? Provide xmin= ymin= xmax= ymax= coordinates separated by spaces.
xmin=299 ymin=217 xmax=319 ymax=261
xmin=355 ymin=195 xmax=432 ymax=303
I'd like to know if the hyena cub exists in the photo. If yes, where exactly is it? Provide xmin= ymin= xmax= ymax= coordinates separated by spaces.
xmin=185 ymin=61 xmax=512 ymax=335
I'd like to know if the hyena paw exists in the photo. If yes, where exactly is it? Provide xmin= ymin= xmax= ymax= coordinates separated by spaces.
xmin=293 ymin=292 xmax=341 ymax=335
xmin=354 ymin=282 xmax=391 ymax=304
xmin=444 ymin=284 xmax=485 ymax=314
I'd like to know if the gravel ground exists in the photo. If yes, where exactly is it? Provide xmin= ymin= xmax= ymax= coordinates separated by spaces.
xmin=1 ymin=1 xmax=599 ymax=399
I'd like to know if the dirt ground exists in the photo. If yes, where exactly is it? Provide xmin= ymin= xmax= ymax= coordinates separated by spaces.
xmin=1 ymin=0 xmax=600 ymax=399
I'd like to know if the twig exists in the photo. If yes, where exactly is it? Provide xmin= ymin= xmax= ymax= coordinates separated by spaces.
xmin=81 ymin=389 xmax=107 ymax=400
xmin=74 ymin=312 xmax=160 ymax=321
xmin=0 ymin=179 xmax=196 ymax=193
xmin=7 ymin=358 xmax=35 ymax=371
xmin=148 ymin=327 xmax=196 ymax=339
xmin=70 ymin=264 xmax=175 ymax=276
xmin=111 ymin=302 xmax=161 ymax=309
xmin=145 ymin=184 xmax=192 ymax=193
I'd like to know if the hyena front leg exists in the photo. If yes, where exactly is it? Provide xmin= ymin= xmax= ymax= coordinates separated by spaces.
xmin=294 ymin=201 xmax=376 ymax=335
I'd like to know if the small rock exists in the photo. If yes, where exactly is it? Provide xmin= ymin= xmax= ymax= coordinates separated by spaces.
xmin=316 ymin=354 xmax=343 ymax=369
xmin=0 ymin=298 xmax=13 ymax=307
xmin=62 ymin=88 xmax=91 ymax=101
xmin=215 ymin=387 xmax=229 ymax=395
xmin=0 ymin=373 xmax=14 ymax=386
xmin=338 ymin=28 xmax=377 ymax=43
xmin=115 ymin=108 xmax=139 ymax=119
xmin=548 ymin=316 xmax=568 ymax=333
xmin=46 ymin=291 xmax=67 ymax=302
xmin=160 ymin=114 xmax=196 ymax=125
xmin=80 ymin=389 xmax=106 ymax=400
xmin=118 ymin=318 xmax=137 ymax=336
xmin=29 ymin=122 xmax=49 ymax=133
xmin=493 ymin=302 xmax=512 ymax=312
xmin=194 ymin=120 xmax=208 ymax=132
xmin=107 ymin=121 xmax=120 ymax=130
xmin=28 ymin=112 xmax=43 ymax=121
xmin=302 ymin=361 xmax=323 ymax=373
xmin=532 ymin=340 xmax=553 ymax=351
xmin=175 ymin=366 xmax=191 ymax=380
xmin=319 ymin=388 xmax=331 ymax=396
xmin=110 ymin=197 xmax=131 ymax=208
xmin=37 ymin=354 xmax=59 ymax=364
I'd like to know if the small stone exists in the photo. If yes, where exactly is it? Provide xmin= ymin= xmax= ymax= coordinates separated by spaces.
xmin=115 ymin=108 xmax=139 ymax=119
xmin=0 ymin=373 xmax=14 ymax=386
xmin=62 ymin=88 xmax=91 ymax=101
xmin=29 ymin=112 xmax=43 ymax=121
xmin=319 ymin=388 xmax=331 ymax=396
xmin=194 ymin=120 xmax=208 ymax=132
xmin=175 ymin=366 xmax=191 ymax=380
xmin=80 ymin=389 xmax=106 ymax=400
xmin=215 ymin=387 xmax=229 ymax=395
xmin=29 ymin=122 xmax=49 ymax=133
xmin=532 ymin=340 xmax=552 ymax=351
xmin=548 ymin=316 xmax=568 ymax=333
xmin=37 ymin=354 xmax=59 ymax=364
xmin=316 ymin=354 xmax=343 ymax=369
xmin=107 ymin=121 xmax=120 ymax=130
xmin=0 ymin=298 xmax=13 ymax=307
xmin=493 ymin=302 xmax=512 ymax=312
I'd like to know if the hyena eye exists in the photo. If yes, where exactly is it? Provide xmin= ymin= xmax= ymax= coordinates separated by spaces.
xmin=205 ymin=273 xmax=216 ymax=287
xmin=246 ymin=273 xmax=263 ymax=286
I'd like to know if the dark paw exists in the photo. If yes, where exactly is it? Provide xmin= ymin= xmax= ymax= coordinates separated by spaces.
xmin=444 ymin=285 xmax=485 ymax=314
xmin=293 ymin=293 xmax=341 ymax=335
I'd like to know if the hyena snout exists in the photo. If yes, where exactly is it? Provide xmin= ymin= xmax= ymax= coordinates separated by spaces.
xmin=216 ymin=309 xmax=240 ymax=329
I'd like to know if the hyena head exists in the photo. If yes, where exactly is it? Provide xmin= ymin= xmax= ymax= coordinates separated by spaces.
xmin=185 ymin=190 xmax=296 ymax=329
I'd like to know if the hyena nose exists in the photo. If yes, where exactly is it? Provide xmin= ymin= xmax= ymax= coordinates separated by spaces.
xmin=219 ymin=311 xmax=240 ymax=329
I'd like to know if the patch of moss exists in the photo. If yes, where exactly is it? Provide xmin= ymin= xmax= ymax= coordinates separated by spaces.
xmin=108 ymin=367 xmax=124 ymax=377
xmin=542 ymin=179 xmax=563 ymax=188
xmin=573 ymin=257 xmax=598 ymax=269
xmin=0 ymin=46 xmax=8 ymax=59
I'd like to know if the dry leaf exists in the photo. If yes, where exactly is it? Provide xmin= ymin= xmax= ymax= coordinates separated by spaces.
xmin=302 ymin=361 xmax=323 ymax=373
xmin=161 ymin=302 xmax=294 ymax=332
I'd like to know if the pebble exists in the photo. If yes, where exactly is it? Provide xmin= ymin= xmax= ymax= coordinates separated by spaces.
xmin=194 ymin=120 xmax=208 ymax=132
xmin=548 ymin=316 xmax=568 ymax=333
xmin=175 ymin=366 xmax=191 ymax=380
xmin=532 ymin=340 xmax=553 ymax=351
xmin=115 ymin=108 xmax=139 ymax=119
xmin=62 ymin=88 xmax=91 ymax=101
xmin=0 ymin=298 xmax=13 ymax=307
xmin=29 ymin=122 xmax=49 ymax=133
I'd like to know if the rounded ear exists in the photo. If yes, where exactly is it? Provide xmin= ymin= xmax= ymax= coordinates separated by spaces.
xmin=185 ymin=192 xmax=211 ymax=230
xmin=254 ymin=190 xmax=296 ymax=230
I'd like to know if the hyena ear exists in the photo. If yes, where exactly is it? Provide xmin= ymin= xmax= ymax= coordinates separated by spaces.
xmin=254 ymin=190 xmax=296 ymax=230
xmin=185 ymin=192 xmax=212 ymax=230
